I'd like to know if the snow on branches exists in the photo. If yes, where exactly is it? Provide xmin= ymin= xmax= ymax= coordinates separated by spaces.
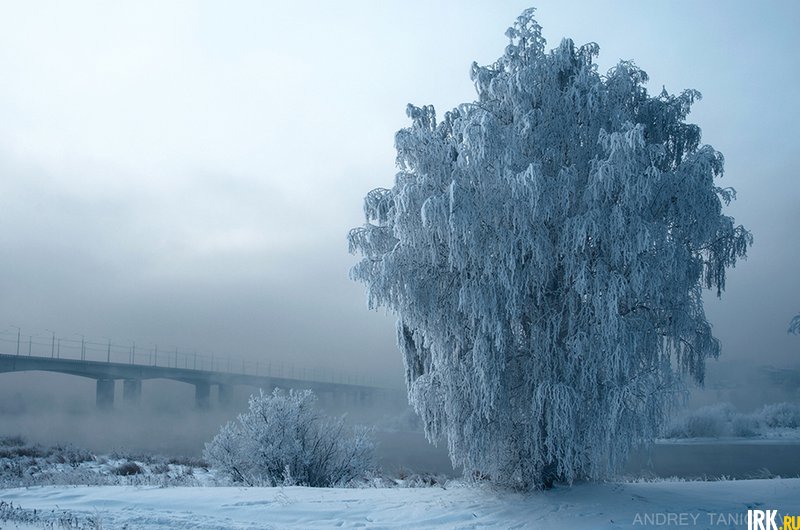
xmin=204 ymin=389 xmax=374 ymax=487
xmin=348 ymin=9 xmax=751 ymax=490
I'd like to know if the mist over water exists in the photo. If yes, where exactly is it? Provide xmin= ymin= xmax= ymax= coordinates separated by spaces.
xmin=2 ymin=367 xmax=799 ymax=480
xmin=1 ymin=373 xmax=238 ymax=456
xmin=0 ymin=369 xmax=455 ymax=477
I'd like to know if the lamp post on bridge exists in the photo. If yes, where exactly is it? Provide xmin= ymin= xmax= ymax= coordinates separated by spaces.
xmin=45 ymin=330 xmax=55 ymax=358
xmin=73 ymin=334 xmax=85 ymax=361
xmin=10 ymin=325 xmax=20 ymax=356
xmin=152 ymin=344 xmax=158 ymax=366
xmin=101 ymin=337 xmax=112 ymax=363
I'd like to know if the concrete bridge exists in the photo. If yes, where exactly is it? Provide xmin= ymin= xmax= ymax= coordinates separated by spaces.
xmin=0 ymin=352 xmax=396 ymax=410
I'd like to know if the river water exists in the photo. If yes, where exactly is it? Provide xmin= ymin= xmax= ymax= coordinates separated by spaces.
xmin=375 ymin=431 xmax=800 ymax=480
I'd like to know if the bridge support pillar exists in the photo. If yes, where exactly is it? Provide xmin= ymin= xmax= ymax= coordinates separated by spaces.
xmin=122 ymin=379 xmax=142 ymax=406
xmin=195 ymin=382 xmax=211 ymax=409
xmin=326 ymin=390 xmax=343 ymax=409
xmin=218 ymin=384 xmax=234 ymax=407
xmin=96 ymin=379 xmax=115 ymax=410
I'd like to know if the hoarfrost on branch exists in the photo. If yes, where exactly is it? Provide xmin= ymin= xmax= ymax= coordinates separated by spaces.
xmin=348 ymin=9 xmax=751 ymax=489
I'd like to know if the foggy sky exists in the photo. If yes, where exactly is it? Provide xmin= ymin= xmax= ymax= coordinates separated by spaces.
xmin=1 ymin=1 xmax=798 ymax=391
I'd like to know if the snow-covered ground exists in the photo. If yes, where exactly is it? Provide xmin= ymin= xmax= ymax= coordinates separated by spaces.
xmin=2 ymin=479 xmax=799 ymax=529
xmin=2 ymin=435 xmax=799 ymax=528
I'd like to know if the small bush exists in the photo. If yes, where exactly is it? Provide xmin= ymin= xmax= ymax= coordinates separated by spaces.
xmin=204 ymin=388 xmax=375 ymax=487
xmin=49 ymin=445 xmax=94 ymax=466
xmin=665 ymin=402 xmax=800 ymax=439
xmin=731 ymin=415 xmax=759 ymax=437
xmin=151 ymin=462 xmax=171 ymax=475
xmin=663 ymin=422 xmax=688 ymax=439
xmin=0 ymin=435 xmax=26 ymax=447
xmin=684 ymin=404 xmax=734 ymax=438
xmin=759 ymin=402 xmax=800 ymax=428
xmin=0 ymin=445 xmax=46 ymax=459
xmin=0 ymin=500 xmax=42 ymax=526
xmin=113 ymin=461 xmax=143 ymax=476
xmin=685 ymin=414 xmax=725 ymax=437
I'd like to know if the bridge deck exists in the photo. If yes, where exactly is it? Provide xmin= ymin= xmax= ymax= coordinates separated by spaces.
xmin=0 ymin=352 xmax=399 ymax=409
xmin=0 ymin=352 xmax=383 ymax=392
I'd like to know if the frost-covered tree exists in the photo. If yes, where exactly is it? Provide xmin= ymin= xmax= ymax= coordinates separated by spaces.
xmin=204 ymin=389 xmax=374 ymax=487
xmin=348 ymin=9 xmax=751 ymax=490
xmin=789 ymin=314 xmax=800 ymax=335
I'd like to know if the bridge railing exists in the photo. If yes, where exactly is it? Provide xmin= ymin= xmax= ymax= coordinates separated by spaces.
xmin=0 ymin=328 xmax=379 ymax=388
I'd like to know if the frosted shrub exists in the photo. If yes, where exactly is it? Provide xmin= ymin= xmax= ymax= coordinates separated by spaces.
xmin=113 ymin=461 xmax=143 ymax=476
xmin=686 ymin=415 xmax=725 ymax=438
xmin=204 ymin=389 xmax=375 ymax=487
xmin=789 ymin=314 xmax=800 ymax=335
xmin=348 ymin=8 xmax=750 ymax=489
xmin=759 ymin=402 xmax=800 ymax=429
xmin=731 ymin=415 xmax=759 ymax=437
xmin=684 ymin=404 xmax=734 ymax=438
xmin=665 ymin=403 xmax=800 ymax=439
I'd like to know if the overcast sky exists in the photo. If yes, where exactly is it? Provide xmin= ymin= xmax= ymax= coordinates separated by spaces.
xmin=0 ymin=1 xmax=798 ymax=389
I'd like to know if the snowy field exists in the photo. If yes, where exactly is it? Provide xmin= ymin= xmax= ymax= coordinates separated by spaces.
xmin=1 ymin=479 xmax=799 ymax=529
